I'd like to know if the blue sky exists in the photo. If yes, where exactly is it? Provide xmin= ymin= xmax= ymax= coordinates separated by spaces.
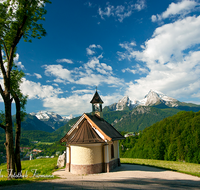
xmin=1 ymin=0 xmax=200 ymax=117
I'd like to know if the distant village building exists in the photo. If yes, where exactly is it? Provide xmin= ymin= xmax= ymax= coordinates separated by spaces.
xmin=60 ymin=90 xmax=125 ymax=174
xmin=124 ymin=132 xmax=135 ymax=138
xmin=32 ymin=149 xmax=42 ymax=153
xmin=20 ymin=147 xmax=32 ymax=152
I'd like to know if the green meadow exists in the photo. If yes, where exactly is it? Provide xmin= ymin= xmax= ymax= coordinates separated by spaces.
xmin=121 ymin=158 xmax=200 ymax=177
xmin=0 ymin=157 xmax=59 ymax=186
xmin=0 ymin=157 xmax=199 ymax=187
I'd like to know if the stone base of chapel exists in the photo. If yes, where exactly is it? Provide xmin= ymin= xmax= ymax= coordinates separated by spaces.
xmin=70 ymin=163 xmax=103 ymax=174
xmin=104 ymin=158 xmax=120 ymax=172
xmin=66 ymin=158 xmax=121 ymax=174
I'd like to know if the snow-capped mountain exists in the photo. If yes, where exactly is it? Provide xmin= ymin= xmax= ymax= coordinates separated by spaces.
xmin=137 ymin=90 xmax=178 ymax=107
xmin=30 ymin=111 xmax=74 ymax=130
xmin=107 ymin=90 xmax=179 ymax=111
xmin=107 ymin=96 xmax=136 ymax=111
xmin=30 ymin=111 xmax=73 ymax=121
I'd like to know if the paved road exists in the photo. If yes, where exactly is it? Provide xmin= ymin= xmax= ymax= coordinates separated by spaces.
xmin=1 ymin=164 xmax=200 ymax=189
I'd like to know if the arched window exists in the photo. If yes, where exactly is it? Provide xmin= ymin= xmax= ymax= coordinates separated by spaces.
xmin=111 ymin=144 xmax=114 ymax=159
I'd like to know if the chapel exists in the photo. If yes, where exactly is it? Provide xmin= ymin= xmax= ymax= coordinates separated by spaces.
xmin=60 ymin=90 xmax=125 ymax=174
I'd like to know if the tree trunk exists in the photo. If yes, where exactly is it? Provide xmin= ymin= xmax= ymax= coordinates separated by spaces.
xmin=4 ymin=94 xmax=15 ymax=178
xmin=14 ymin=95 xmax=22 ymax=176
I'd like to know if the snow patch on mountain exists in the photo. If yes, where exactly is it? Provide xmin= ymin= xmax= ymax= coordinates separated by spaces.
xmin=30 ymin=111 xmax=73 ymax=122
xmin=107 ymin=90 xmax=179 ymax=111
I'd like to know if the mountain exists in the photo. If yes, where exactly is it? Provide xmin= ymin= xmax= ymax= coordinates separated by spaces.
xmin=105 ymin=96 xmax=137 ymax=111
xmin=139 ymin=90 xmax=178 ymax=107
xmin=102 ymin=90 xmax=200 ymax=132
xmin=104 ymin=90 xmax=200 ymax=111
xmin=30 ymin=111 xmax=73 ymax=130
xmin=17 ymin=114 xmax=54 ymax=133
xmin=103 ymin=106 xmax=180 ymax=132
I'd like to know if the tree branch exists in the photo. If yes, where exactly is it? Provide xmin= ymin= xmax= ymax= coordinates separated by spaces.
xmin=2 ymin=40 xmax=9 ymax=62
xmin=0 ymin=43 xmax=7 ymax=81
xmin=9 ymin=15 xmax=28 ymax=60
xmin=0 ymin=123 xmax=6 ymax=131
xmin=8 ymin=13 xmax=28 ymax=74
xmin=0 ymin=84 xmax=5 ymax=100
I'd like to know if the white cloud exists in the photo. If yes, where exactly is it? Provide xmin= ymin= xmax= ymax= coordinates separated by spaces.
xmin=152 ymin=0 xmax=199 ymax=22
xmin=86 ymin=48 xmax=95 ymax=55
xmin=14 ymin=53 xmax=25 ymax=70
xmin=98 ymin=1 xmax=145 ymax=22
xmin=119 ymin=15 xmax=200 ymax=64
xmin=122 ymin=64 xmax=148 ymax=75
xmin=43 ymin=54 xmax=122 ymax=87
xmin=26 ymin=73 xmax=42 ymax=79
xmin=42 ymin=92 xmax=123 ymax=115
xmin=72 ymin=89 xmax=94 ymax=94
xmin=56 ymin=59 xmax=73 ymax=64
xmin=86 ymin=44 xmax=102 ymax=55
xmin=118 ymin=15 xmax=200 ymax=101
xmin=34 ymin=73 xmax=42 ymax=79
xmin=134 ymin=0 xmax=146 ymax=11
xmin=101 ymin=63 xmax=112 ymax=71
xmin=21 ymin=78 xmax=63 ymax=99
xmin=44 ymin=64 xmax=73 ymax=82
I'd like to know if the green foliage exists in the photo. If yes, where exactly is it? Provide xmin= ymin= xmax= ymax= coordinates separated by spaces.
xmin=104 ymin=107 xmax=180 ymax=132
xmin=52 ymin=116 xmax=80 ymax=137
xmin=0 ymin=0 xmax=51 ymax=46
xmin=21 ymin=130 xmax=61 ymax=142
xmin=122 ymin=111 xmax=200 ymax=164
xmin=0 ymin=111 xmax=5 ymax=126
xmin=35 ymin=141 xmax=65 ymax=157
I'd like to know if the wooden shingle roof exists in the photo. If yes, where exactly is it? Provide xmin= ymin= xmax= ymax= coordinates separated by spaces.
xmin=60 ymin=113 xmax=125 ymax=144
xmin=67 ymin=119 xmax=104 ymax=144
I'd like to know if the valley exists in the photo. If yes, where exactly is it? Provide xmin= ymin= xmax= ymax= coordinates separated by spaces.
xmin=1 ymin=90 xmax=200 ymax=164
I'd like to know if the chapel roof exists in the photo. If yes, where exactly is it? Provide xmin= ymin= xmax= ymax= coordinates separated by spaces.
xmin=90 ymin=90 xmax=104 ymax=104
xmin=60 ymin=113 xmax=125 ymax=144
xmin=66 ymin=119 xmax=104 ymax=144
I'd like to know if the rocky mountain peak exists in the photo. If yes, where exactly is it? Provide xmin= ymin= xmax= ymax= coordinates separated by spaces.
xmin=106 ymin=90 xmax=179 ymax=112
xmin=143 ymin=90 xmax=164 ymax=106
xmin=116 ymin=95 xmax=132 ymax=111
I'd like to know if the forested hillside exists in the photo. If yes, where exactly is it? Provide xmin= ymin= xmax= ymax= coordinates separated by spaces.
xmin=104 ymin=106 xmax=180 ymax=132
xmin=120 ymin=111 xmax=200 ymax=164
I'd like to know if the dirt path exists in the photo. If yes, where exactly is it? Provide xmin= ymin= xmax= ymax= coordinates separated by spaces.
xmin=1 ymin=164 xmax=200 ymax=189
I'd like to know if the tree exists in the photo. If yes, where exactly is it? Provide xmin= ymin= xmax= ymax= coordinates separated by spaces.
xmin=11 ymin=68 xmax=27 ymax=175
xmin=0 ymin=0 xmax=51 ymax=177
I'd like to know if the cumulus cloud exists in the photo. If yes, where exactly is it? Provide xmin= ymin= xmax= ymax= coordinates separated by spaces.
xmin=26 ymin=73 xmax=42 ymax=79
xmin=44 ymin=64 xmax=74 ymax=82
xmin=151 ymin=0 xmax=199 ymax=22
xmin=118 ymin=14 xmax=200 ymax=101
xmin=56 ymin=58 xmax=73 ymax=64
xmin=72 ymin=89 xmax=94 ymax=94
xmin=86 ymin=44 xmax=103 ymax=55
xmin=43 ymin=53 xmax=122 ymax=87
xmin=33 ymin=73 xmax=42 ymax=79
xmin=98 ymin=0 xmax=145 ymax=22
xmin=42 ymin=92 xmax=123 ymax=115
xmin=122 ymin=64 xmax=149 ymax=75
xmin=21 ymin=78 xmax=63 ymax=99
xmin=14 ymin=53 xmax=25 ymax=70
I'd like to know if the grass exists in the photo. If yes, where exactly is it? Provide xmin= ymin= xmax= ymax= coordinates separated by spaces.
xmin=1 ymin=157 xmax=199 ymax=187
xmin=121 ymin=158 xmax=200 ymax=177
xmin=36 ymin=142 xmax=54 ymax=145
xmin=0 ymin=157 xmax=59 ymax=187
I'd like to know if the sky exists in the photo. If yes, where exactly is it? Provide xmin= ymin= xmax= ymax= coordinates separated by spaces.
xmin=1 ymin=0 xmax=200 ymax=117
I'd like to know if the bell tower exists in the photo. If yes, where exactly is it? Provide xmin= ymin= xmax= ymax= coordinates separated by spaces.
xmin=90 ymin=89 xmax=104 ymax=118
